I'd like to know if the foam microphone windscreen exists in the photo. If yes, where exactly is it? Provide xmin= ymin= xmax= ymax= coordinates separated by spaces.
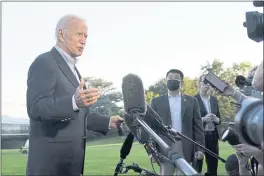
xmin=120 ymin=132 xmax=134 ymax=159
xmin=122 ymin=73 xmax=146 ymax=115
xmin=225 ymin=154 xmax=239 ymax=175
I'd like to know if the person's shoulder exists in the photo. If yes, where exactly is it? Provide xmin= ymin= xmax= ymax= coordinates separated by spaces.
xmin=183 ymin=94 xmax=199 ymax=102
xmin=151 ymin=94 xmax=167 ymax=102
xmin=210 ymin=95 xmax=218 ymax=101
xmin=183 ymin=94 xmax=195 ymax=99
xmin=28 ymin=49 xmax=56 ymax=73
xmin=193 ymin=93 xmax=200 ymax=98
xmin=30 ymin=49 xmax=56 ymax=68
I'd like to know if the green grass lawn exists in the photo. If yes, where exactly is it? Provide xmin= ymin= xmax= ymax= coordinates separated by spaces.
xmin=1 ymin=137 xmax=235 ymax=175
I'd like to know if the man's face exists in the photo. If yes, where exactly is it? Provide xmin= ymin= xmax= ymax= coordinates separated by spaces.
xmin=59 ymin=19 xmax=88 ymax=57
xmin=166 ymin=72 xmax=182 ymax=91
xmin=199 ymin=75 xmax=211 ymax=94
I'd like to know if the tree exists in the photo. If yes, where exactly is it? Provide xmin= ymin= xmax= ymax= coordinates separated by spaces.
xmin=148 ymin=78 xmax=167 ymax=96
xmin=83 ymin=77 xmax=122 ymax=116
xmin=182 ymin=77 xmax=199 ymax=96
xmin=83 ymin=77 xmax=123 ymax=139
xmin=145 ymin=91 xmax=160 ymax=104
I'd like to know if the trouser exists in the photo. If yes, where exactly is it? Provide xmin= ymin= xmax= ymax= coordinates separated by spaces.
xmin=201 ymin=130 xmax=219 ymax=176
xmin=159 ymin=140 xmax=185 ymax=175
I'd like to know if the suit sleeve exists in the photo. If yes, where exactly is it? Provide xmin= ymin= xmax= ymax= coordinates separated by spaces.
xmin=27 ymin=56 xmax=74 ymax=121
xmin=86 ymin=113 xmax=110 ymax=135
xmin=193 ymin=97 xmax=205 ymax=152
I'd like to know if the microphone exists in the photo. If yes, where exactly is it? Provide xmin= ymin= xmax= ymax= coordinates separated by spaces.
xmin=225 ymin=154 xmax=239 ymax=176
xmin=122 ymin=73 xmax=147 ymax=143
xmin=114 ymin=132 xmax=134 ymax=176
xmin=122 ymin=73 xmax=147 ymax=115
xmin=122 ymin=73 xmax=175 ymax=144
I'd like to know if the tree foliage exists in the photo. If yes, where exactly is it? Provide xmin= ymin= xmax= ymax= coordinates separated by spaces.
xmin=145 ymin=91 xmax=160 ymax=104
xmin=83 ymin=77 xmax=122 ymax=116
xmin=83 ymin=77 xmax=123 ymax=139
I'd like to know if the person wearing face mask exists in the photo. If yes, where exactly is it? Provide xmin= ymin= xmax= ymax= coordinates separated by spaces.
xmin=194 ymin=74 xmax=221 ymax=176
xmin=149 ymin=69 xmax=205 ymax=176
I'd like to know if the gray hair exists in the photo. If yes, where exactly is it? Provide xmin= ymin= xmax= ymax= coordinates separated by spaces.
xmin=55 ymin=14 xmax=86 ymax=40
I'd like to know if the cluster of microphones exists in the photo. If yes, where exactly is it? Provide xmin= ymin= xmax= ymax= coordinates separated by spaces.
xmin=114 ymin=73 xmax=231 ymax=176
xmin=114 ymin=73 xmax=263 ymax=176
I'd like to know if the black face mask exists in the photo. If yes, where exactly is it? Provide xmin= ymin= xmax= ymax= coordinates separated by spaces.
xmin=167 ymin=79 xmax=180 ymax=91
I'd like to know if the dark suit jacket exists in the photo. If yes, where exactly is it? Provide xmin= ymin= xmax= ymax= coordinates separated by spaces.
xmin=194 ymin=94 xmax=221 ymax=139
xmin=150 ymin=94 xmax=205 ymax=163
xmin=26 ymin=47 xmax=110 ymax=176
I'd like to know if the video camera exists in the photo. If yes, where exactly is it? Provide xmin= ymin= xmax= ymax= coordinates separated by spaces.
xmin=243 ymin=1 xmax=264 ymax=43
xmin=235 ymin=75 xmax=263 ymax=99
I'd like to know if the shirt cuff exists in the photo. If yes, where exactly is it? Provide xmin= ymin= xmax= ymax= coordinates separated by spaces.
xmin=72 ymin=95 xmax=79 ymax=111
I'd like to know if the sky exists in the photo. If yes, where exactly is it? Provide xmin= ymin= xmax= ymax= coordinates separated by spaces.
xmin=2 ymin=2 xmax=263 ymax=118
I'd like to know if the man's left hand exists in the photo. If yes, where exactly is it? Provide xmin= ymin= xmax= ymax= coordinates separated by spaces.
xmin=109 ymin=115 xmax=124 ymax=128
xmin=194 ymin=151 xmax=204 ymax=160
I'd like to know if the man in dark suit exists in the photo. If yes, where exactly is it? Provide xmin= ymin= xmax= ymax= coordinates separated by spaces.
xmin=149 ymin=69 xmax=205 ymax=175
xmin=26 ymin=14 xmax=123 ymax=176
xmin=194 ymin=74 xmax=221 ymax=176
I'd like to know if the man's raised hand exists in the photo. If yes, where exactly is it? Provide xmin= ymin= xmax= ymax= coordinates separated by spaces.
xmin=74 ymin=79 xmax=100 ymax=108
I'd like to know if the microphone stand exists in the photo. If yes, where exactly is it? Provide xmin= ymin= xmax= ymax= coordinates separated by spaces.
xmin=167 ymin=126 xmax=227 ymax=163
xmin=133 ymin=115 xmax=200 ymax=176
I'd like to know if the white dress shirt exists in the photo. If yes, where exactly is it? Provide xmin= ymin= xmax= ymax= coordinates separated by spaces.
xmin=200 ymin=95 xmax=215 ymax=132
xmin=168 ymin=93 xmax=182 ymax=133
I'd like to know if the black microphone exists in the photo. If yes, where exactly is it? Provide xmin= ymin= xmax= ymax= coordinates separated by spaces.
xmin=122 ymin=73 xmax=147 ymax=115
xmin=225 ymin=154 xmax=239 ymax=176
xmin=122 ymin=73 xmax=175 ymax=143
xmin=122 ymin=73 xmax=147 ymax=143
xmin=114 ymin=132 xmax=134 ymax=176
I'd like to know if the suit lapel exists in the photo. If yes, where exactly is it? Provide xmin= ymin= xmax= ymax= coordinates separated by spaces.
xmin=196 ymin=94 xmax=207 ymax=114
xmin=51 ymin=47 xmax=79 ymax=88
xmin=181 ymin=94 xmax=187 ymax=121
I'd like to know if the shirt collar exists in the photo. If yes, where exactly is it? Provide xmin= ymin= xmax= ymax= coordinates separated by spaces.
xmin=168 ymin=92 xmax=181 ymax=97
xmin=54 ymin=45 xmax=78 ymax=66
xmin=199 ymin=93 xmax=210 ymax=101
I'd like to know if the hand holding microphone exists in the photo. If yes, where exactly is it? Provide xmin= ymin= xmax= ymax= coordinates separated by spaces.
xmin=74 ymin=79 xmax=101 ymax=108
xmin=110 ymin=115 xmax=124 ymax=129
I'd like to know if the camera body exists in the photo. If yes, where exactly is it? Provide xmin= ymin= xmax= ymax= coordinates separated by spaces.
xmin=243 ymin=1 xmax=264 ymax=42
xmin=235 ymin=75 xmax=263 ymax=100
